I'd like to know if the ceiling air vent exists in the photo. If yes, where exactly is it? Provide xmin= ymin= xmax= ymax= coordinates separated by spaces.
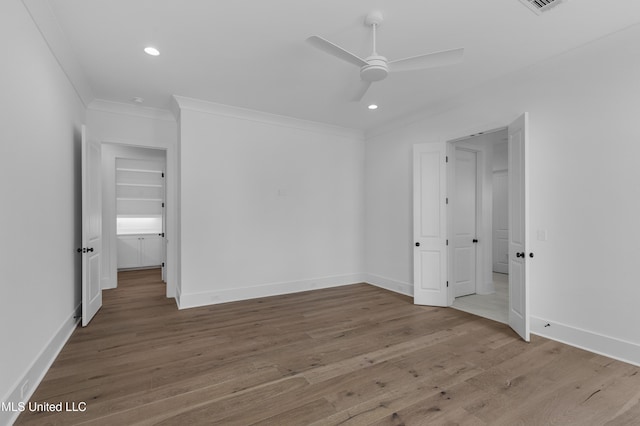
xmin=519 ymin=0 xmax=565 ymax=15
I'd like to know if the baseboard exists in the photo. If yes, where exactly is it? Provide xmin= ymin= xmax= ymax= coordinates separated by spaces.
xmin=177 ymin=274 xmax=366 ymax=309
xmin=364 ymin=273 xmax=413 ymax=297
xmin=531 ymin=316 xmax=640 ymax=367
xmin=174 ymin=284 xmax=182 ymax=308
xmin=1 ymin=304 xmax=81 ymax=426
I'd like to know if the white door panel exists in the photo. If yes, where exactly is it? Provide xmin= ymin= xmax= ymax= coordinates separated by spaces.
xmin=493 ymin=171 xmax=509 ymax=273
xmin=81 ymin=125 xmax=102 ymax=326
xmin=453 ymin=148 xmax=477 ymax=297
xmin=508 ymin=113 xmax=529 ymax=341
xmin=413 ymin=143 xmax=448 ymax=306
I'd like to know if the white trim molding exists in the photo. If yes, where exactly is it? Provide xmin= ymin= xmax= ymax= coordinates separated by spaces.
xmin=0 ymin=305 xmax=80 ymax=426
xmin=531 ymin=316 xmax=640 ymax=367
xmin=22 ymin=0 xmax=94 ymax=107
xmin=88 ymin=99 xmax=175 ymax=122
xmin=177 ymin=274 xmax=365 ymax=309
xmin=172 ymin=95 xmax=364 ymax=141
xmin=365 ymin=273 xmax=414 ymax=297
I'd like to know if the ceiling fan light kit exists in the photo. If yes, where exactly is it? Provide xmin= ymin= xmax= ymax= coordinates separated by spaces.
xmin=307 ymin=10 xmax=464 ymax=102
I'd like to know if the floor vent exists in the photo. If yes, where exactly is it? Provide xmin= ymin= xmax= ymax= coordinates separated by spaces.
xmin=519 ymin=0 xmax=565 ymax=14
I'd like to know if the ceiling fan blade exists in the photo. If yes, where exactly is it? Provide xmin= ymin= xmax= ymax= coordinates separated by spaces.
xmin=307 ymin=36 xmax=368 ymax=68
xmin=388 ymin=48 xmax=464 ymax=72
xmin=351 ymin=80 xmax=372 ymax=102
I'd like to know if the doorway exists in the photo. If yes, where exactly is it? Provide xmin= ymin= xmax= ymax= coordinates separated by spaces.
xmin=449 ymin=129 xmax=509 ymax=324
xmin=115 ymin=155 xmax=166 ymax=276
xmin=413 ymin=113 xmax=529 ymax=341
xmin=101 ymin=144 xmax=167 ymax=291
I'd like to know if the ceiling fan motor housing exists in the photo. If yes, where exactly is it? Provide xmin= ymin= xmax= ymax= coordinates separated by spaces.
xmin=360 ymin=56 xmax=388 ymax=81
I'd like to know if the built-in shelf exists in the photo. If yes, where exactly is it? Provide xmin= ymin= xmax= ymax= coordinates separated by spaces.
xmin=117 ymin=198 xmax=163 ymax=202
xmin=116 ymin=168 xmax=163 ymax=174
xmin=116 ymin=183 xmax=163 ymax=188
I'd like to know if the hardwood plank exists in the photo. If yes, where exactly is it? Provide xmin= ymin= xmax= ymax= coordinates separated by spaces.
xmin=14 ymin=268 xmax=640 ymax=425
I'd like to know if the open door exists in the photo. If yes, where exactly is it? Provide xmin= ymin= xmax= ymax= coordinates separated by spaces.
xmin=413 ymin=142 xmax=448 ymax=306
xmin=452 ymin=147 xmax=479 ymax=298
xmin=507 ymin=113 xmax=530 ymax=341
xmin=80 ymin=125 xmax=102 ymax=326
xmin=161 ymin=166 xmax=167 ymax=283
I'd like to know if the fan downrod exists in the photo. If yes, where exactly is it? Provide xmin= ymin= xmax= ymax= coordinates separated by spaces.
xmin=364 ymin=10 xmax=383 ymax=27
xmin=361 ymin=10 xmax=387 ymax=82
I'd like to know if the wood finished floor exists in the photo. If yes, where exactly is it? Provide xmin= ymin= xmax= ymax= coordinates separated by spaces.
xmin=15 ymin=269 xmax=640 ymax=426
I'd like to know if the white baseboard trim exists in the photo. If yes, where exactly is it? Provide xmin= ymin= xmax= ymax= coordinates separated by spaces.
xmin=177 ymin=274 xmax=366 ymax=309
xmin=531 ymin=316 xmax=640 ymax=367
xmin=1 ymin=304 xmax=81 ymax=426
xmin=364 ymin=273 xmax=413 ymax=297
xmin=174 ymin=284 xmax=182 ymax=308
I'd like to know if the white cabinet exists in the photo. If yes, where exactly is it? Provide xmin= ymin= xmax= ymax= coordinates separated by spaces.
xmin=117 ymin=234 xmax=164 ymax=269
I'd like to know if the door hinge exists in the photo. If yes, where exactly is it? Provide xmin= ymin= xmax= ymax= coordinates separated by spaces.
xmin=161 ymin=172 xmax=164 ymax=178
xmin=162 ymin=262 xmax=165 ymax=267
xmin=446 ymin=281 xmax=449 ymax=288
xmin=162 ymin=202 xmax=165 ymax=208
xmin=446 ymin=197 xmax=448 ymax=204
xmin=446 ymin=239 xmax=449 ymax=246
xmin=446 ymin=156 xmax=449 ymax=163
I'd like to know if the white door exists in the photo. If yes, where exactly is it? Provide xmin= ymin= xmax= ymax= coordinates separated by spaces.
xmin=452 ymin=148 xmax=478 ymax=297
xmin=161 ymin=169 xmax=167 ymax=282
xmin=492 ymin=170 xmax=509 ymax=274
xmin=81 ymin=125 xmax=102 ymax=326
xmin=413 ymin=142 xmax=448 ymax=306
xmin=508 ymin=113 xmax=529 ymax=341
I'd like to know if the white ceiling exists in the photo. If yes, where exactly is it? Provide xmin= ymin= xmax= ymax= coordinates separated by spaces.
xmin=29 ymin=0 xmax=640 ymax=131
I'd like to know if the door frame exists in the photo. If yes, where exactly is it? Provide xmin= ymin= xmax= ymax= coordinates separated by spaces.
xmin=100 ymin=140 xmax=177 ymax=298
xmin=449 ymin=121 xmax=528 ymax=335
xmin=413 ymin=115 xmax=529 ymax=340
xmin=492 ymin=169 xmax=509 ymax=274
xmin=448 ymin=144 xmax=483 ymax=300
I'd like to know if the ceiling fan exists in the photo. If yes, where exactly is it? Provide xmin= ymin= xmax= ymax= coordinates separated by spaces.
xmin=307 ymin=11 xmax=464 ymax=102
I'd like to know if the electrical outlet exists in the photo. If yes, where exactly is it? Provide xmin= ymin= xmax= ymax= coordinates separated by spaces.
xmin=20 ymin=380 xmax=29 ymax=399
xmin=537 ymin=229 xmax=548 ymax=241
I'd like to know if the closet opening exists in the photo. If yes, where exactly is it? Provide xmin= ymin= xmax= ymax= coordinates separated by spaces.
xmin=449 ymin=128 xmax=509 ymax=324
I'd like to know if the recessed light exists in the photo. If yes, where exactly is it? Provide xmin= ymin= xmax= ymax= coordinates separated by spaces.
xmin=144 ymin=47 xmax=160 ymax=56
xmin=368 ymin=104 xmax=378 ymax=110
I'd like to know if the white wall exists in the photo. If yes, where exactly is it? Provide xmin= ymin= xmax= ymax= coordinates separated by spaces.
xmin=175 ymin=98 xmax=365 ymax=307
xmin=87 ymin=103 xmax=178 ymax=295
xmin=365 ymin=24 xmax=640 ymax=365
xmin=0 ymin=0 xmax=86 ymax=420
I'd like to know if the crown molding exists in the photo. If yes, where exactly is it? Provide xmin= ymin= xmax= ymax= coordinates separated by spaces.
xmin=88 ymin=99 xmax=175 ymax=122
xmin=173 ymin=95 xmax=364 ymax=141
xmin=22 ymin=0 xmax=94 ymax=107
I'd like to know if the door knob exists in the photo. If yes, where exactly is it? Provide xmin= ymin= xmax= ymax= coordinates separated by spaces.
xmin=87 ymin=247 xmax=94 ymax=252
xmin=529 ymin=253 xmax=534 ymax=258
xmin=516 ymin=252 xmax=525 ymax=258
xmin=415 ymin=242 xmax=420 ymax=247
xmin=472 ymin=239 xmax=478 ymax=243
